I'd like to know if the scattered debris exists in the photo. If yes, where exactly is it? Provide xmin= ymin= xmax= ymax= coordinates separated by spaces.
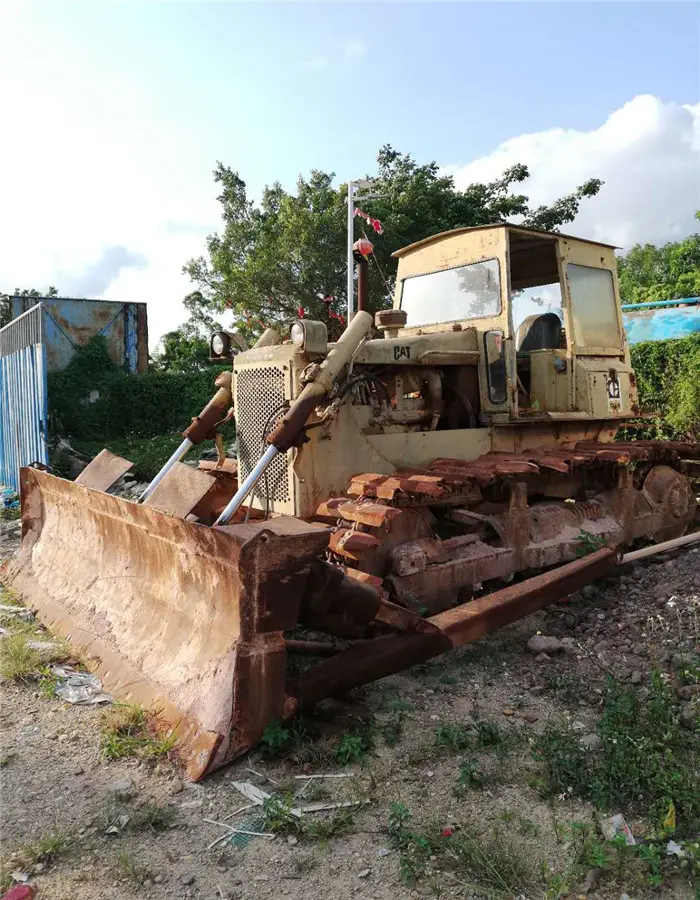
xmin=204 ymin=817 xmax=275 ymax=850
xmin=580 ymin=733 xmax=602 ymax=751
xmin=50 ymin=665 xmax=112 ymax=705
xmin=599 ymin=813 xmax=635 ymax=845
xmin=377 ymin=848 xmax=391 ymax=858
xmin=357 ymin=868 xmax=371 ymax=878
xmin=293 ymin=773 xmax=354 ymax=780
xmin=231 ymin=781 xmax=272 ymax=807
xmin=1 ymin=885 xmax=35 ymax=900
xmin=665 ymin=839 xmax=686 ymax=858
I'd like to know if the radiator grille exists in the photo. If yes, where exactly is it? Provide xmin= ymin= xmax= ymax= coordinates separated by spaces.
xmin=235 ymin=366 xmax=290 ymax=503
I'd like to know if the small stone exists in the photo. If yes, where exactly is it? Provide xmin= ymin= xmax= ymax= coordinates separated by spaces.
xmin=680 ymin=704 xmax=697 ymax=727
xmin=169 ymin=778 xmax=184 ymax=795
xmin=534 ymin=653 xmax=551 ymax=662
xmin=630 ymin=671 xmax=643 ymax=684
xmin=522 ymin=711 xmax=539 ymax=723
xmin=527 ymin=635 xmax=562 ymax=655
xmin=57 ymin=733 xmax=69 ymax=742
xmin=154 ymin=875 xmax=163 ymax=884
xmin=286 ymin=835 xmax=298 ymax=845
xmin=106 ymin=777 xmax=136 ymax=801
xmin=529 ymin=685 xmax=545 ymax=697
xmin=502 ymin=708 xmax=515 ymax=717
xmin=358 ymin=869 xmax=371 ymax=879
xmin=254 ymin=874 xmax=269 ymax=882
xmin=580 ymin=733 xmax=602 ymax=751
xmin=181 ymin=874 xmax=196 ymax=885
xmin=73 ymin=766 xmax=84 ymax=776
xmin=143 ymin=880 xmax=153 ymax=889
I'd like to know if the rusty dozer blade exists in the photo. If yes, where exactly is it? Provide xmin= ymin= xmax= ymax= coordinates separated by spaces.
xmin=4 ymin=467 xmax=329 ymax=780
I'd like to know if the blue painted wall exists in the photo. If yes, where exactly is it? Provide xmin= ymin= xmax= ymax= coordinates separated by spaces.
xmin=622 ymin=298 xmax=699 ymax=345
xmin=9 ymin=297 xmax=148 ymax=373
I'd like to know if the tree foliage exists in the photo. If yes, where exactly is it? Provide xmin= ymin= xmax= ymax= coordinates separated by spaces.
xmin=184 ymin=146 xmax=602 ymax=339
xmin=0 ymin=286 xmax=58 ymax=328
xmin=616 ymin=212 xmax=700 ymax=303
xmin=151 ymin=291 xmax=222 ymax=372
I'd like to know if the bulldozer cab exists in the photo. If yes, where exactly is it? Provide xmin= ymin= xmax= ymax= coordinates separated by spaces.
xmin=392 ymin=224 xmax=635 ymax=422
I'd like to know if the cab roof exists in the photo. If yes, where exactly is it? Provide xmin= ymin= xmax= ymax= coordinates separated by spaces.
xmin=392 ymin=223 xmax=618 ymax=258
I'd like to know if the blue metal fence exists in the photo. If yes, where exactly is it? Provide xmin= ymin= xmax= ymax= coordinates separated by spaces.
xmin=0 ymin=304 xmax=49 ymax=493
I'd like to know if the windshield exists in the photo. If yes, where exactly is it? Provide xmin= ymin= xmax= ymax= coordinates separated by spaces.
xmin=400 ymin=258 xmax=501 ymax=326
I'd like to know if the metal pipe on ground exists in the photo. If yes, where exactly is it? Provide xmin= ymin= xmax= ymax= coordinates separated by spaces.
xmin=621 ymin=530 xmax=700 ymax=563
xmin=298 ymin=548 xmax=619 ymax=704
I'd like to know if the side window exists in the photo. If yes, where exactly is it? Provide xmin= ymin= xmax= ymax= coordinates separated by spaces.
xmin=567 ymin=264 xmax=620 ymax=349
xmin=484 ymin=330 xmax=507 ymax=404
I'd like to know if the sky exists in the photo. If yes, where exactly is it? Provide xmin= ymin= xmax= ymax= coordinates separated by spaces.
xmin=0 ymin=1 xmax=698 ymax=347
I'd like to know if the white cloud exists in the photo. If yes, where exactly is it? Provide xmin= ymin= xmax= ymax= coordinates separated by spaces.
xmin=0 ymin=5 xmax=219 ymax=348
xmin=450 ymin=95 xmax=700 ymax=250
xmin=344 ymin=39 xmax=367 ymax=59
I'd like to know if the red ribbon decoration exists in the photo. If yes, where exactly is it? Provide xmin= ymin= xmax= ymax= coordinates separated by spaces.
xmin=354 ymin=207 xmax=384 ymax=235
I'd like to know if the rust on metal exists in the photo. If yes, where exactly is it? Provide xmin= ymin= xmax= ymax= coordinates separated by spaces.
xmin=4 ymin=467 xmax=329 ymax=780
xmin=329 ymin=528 xmax=381 ymax=559
xmin=143 ymin=462 xmax=218 ymax=519
xmin=297 ymin=548 xmax=618 ymax=705
xmin=74 ymin=449 xmax=134 ymax=492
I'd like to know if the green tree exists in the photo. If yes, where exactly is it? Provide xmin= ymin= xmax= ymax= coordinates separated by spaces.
xmin=184 ymin=146 xmax=602 ymax=337
xmin=616 ymin=212 xmax=700 ymax=303
xmin=0 ymin=286 xmax=59 ymax=327
xmin=151 ymin=292 xmax=223 ymax=372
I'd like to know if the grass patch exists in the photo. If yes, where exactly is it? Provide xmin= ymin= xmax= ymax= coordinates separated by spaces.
xmin=0 ymin=829 xmax=72 ymax=892
xmin=454 ymin=759 xmax=487 ymax=794
xmin=379 ymin=710 xmax=405 ymax=747
xmin=100 ymin=704 xmax=176 ymax=761
xmin=0 ymin=632 xmax=71 ymax=681
xmin=545 ymin=821 xmax=700 ymax=896
xmin=261 ymin=795 xmax=356 ymax=843
xmin=257 ymin=715 xmax=374 ymax=767
xmin=388 ymin=802 xmax=534 ymax=896
xmin=130 ymin=802 xmax=178 ymax=832
xmin=435 ymin=717 xmax=511 ymax=756
xmin=0 ymin=506 xmax=20 ymax=521
xmin=533 ymin=672 xmax=699 ymax=836
xmin=114 ymin=850 xmax=152 ymax=885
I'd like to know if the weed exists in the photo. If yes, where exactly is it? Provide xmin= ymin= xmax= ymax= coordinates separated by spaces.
xmin=114 ymin=851 xmax=152 ymax=884
xmin=518 ymin=817 xmax=541 ymax=837
xmin=473 ymin=719 xmax=505 ymax=749
xmin=387 ymin=803 xmax=533 ymax=895
xmin=0 ymin=829 xmax=72 ymax=891
xmin=532 ymin=721 xmax=592 ymax=800
xmin=261 ymin=795 xmax=355 ymax=843
xmin=435 ymin=723 xmax=472 ymax=752
xmin=577 ymin=529 xmax=606 ymax=556
xmin=454 ymin=760 xmax=486 ymax=794
xmin=100 ymin=703 xmax=175 ymax=761
xmin=388 ymin=802 xmax=432 ymax=885
xmin=258 ymin=718 xmax=292 ymax=757
xmin=0 ymin=506 xmax=20 ymax=521
xmin=335 ymin=722 xmax=374 ymax=765
xmin=533 ymin=672 xmax=699 ymax=836
xmin=0 ymin=633 xmax=42 ymax=680
xmin=384 ymin=694 xmax=413 ymax=713
xmin=547 ymin=673 xmax=586 ymax=704
xmin=379 ymin=711 xmax=405 ymax=747
xmin=130 ymin=802 xmax=177 ymax=832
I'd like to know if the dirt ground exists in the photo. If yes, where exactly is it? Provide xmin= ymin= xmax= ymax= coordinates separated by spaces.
xmin=1 ymin=515 xmax=698 ymax=900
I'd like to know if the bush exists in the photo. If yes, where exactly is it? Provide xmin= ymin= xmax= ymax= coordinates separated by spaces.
xmin=48 ymin=336 xmax=231 ymax=440
xmin=623 ymin=334 xmax=700 ymax=440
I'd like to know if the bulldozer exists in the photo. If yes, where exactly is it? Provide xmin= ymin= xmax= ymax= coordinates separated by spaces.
xmin=4 ymin=223 xmax=699 ymax=780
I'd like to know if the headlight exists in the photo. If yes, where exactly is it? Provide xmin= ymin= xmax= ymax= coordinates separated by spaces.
xmin=290 ymin=322 xmax=305 ymax=346
xmin=210 ymin=331 xmax=230 ymax=358
xmin=289 ymin=319 xmax=328 ymax=355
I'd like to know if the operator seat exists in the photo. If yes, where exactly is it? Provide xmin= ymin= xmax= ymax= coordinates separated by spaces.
xmin=516 ymin=313 xmax=562 ymax=353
